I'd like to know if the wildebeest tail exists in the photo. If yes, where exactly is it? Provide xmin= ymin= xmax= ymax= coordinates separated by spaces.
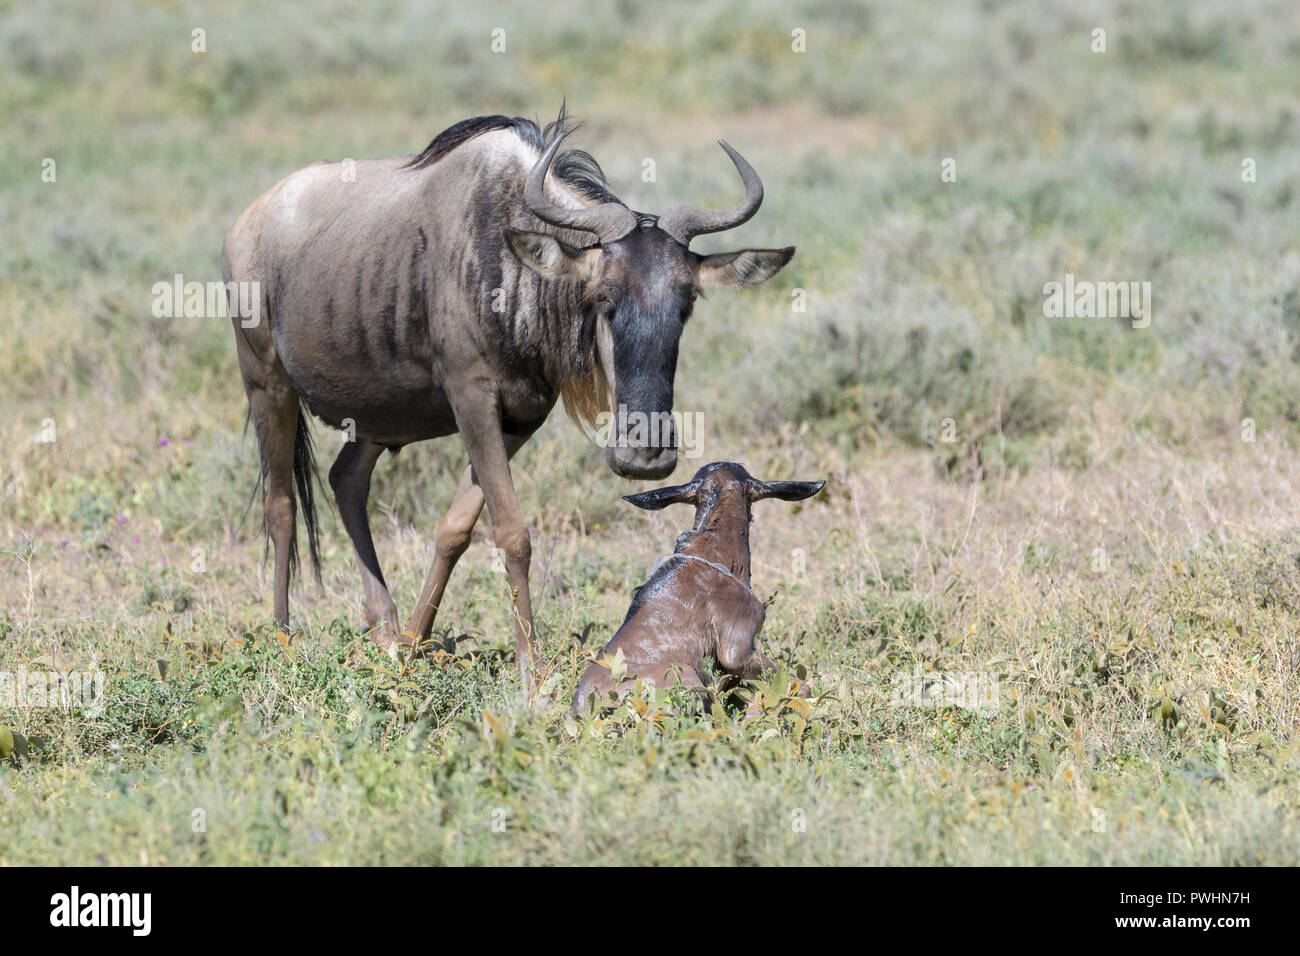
xmin=292 ymin=407 xmax=323 ymax=584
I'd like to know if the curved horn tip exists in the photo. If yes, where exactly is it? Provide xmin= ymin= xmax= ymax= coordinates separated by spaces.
xmin=542 ymin=130 xmax=568 ymax=157
xmin=717 ymin=138 xmax=745 ymax=160
xmin=716 ymin=139 xmax=751 ymax=165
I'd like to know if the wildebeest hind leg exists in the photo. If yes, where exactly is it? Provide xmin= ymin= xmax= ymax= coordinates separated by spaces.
xmin=405 ymin=432 xmax=531 ymax=649
xmin=328 ymin=439 xmax=399 ymax=646
xmin=243 ymin=378 xmax=301 ymax=630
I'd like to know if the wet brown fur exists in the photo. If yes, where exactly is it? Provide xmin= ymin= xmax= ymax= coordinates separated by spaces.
xmin=573 ymin=462 xmax=824 ymax=714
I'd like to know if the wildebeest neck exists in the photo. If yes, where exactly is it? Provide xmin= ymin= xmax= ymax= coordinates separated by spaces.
xmin=674 ymin=492 xmax=753 ymax=583
xmin=515 ymin=267 xmax=599 ymax=390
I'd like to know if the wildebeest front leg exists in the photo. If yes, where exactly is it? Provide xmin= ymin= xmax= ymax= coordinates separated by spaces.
xmin=447 ymin=391 xmax=539 ymax=687
xmin=405 ymin=433 xmax=530 ymax=647
xmin=718 ymin=642 xmax=778 ymax=681
xmin=716 ymin=621 xmax=811 ymax=697
xmin=328 ymin=439 xmax=400 ymax=646
xmin=715 ymin=612 xmax=778 ymax=681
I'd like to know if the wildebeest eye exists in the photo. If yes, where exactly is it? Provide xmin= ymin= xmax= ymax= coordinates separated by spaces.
xmin=594 ymin=290 xmax=609 ymax=303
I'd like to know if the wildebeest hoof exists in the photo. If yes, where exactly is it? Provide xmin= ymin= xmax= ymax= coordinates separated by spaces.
xmin=368 ymin=622 xmax=414 ymax=655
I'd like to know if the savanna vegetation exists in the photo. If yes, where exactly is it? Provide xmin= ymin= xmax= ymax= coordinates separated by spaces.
xmin=2 ymin=0 xmax=1299 ymax=864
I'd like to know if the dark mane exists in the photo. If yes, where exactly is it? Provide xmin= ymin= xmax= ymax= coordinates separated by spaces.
xmin=403 ymin=103 xmax=620 ymax=206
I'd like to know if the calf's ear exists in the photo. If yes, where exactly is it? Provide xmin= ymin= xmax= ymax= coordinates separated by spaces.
xmin=624 ymin=480 xmax=701 ymax=511
xmin=505 ymin=228 xmax=601 ymax=280
xmin=694 ymin=246 xmax=794 ymax=288
xmin=748 ymin=479 xmax=826 ymax=503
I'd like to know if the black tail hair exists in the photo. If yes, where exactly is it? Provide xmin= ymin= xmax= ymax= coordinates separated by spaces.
xmin=291 ymin=407 xmax=323 ymax=584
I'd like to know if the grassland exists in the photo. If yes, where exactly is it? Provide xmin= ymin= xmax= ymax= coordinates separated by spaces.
xmin=2 ymin=0 xmax=1299 ymax=864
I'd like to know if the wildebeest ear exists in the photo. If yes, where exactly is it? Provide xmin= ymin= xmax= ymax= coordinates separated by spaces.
xmin=623 ymin=480 xmax=700 ymax=511
xmin=748 ymin=479 xmax=825 ymax=503
xmin=694 ymin=247 xmax=795 ymax=288
xmin=504 ymin=228 xmax=600 ymax=280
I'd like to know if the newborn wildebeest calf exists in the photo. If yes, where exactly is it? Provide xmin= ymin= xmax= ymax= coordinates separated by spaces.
xmin=573 ymin=462 xmax=824 ymax=714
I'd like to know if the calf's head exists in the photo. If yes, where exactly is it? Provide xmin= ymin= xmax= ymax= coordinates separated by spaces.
xmin=623 ymin=461 xmax=825 ymax=524
xmin=506 ymin=136 xmax=794 ymax=480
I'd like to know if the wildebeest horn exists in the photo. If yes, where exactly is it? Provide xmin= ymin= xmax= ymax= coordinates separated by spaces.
xmin=525 ymin=133 xmax=637 ymax=243
xmin=657 ymin=140 xmax=764 ymax=246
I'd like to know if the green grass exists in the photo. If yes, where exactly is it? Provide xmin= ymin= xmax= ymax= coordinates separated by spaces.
xmin=2 ymin=0 xmax=1300 ymax=864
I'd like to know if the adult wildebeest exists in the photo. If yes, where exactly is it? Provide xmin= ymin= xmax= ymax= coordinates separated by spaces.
xmin=572 ymin=462 xmax=823 ymax=715
xmin=223 ymin=107 xmax=794 ymax=690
